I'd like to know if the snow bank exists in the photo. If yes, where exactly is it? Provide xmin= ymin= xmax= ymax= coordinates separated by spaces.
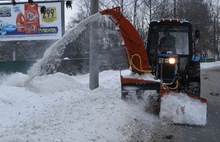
xmin=201 ymin=61 xmax=220 ymax=69
xmin=0 ymin=70 xmax=157 ymax=141
xmin=159 ymin=93 xmax=207 ymax=126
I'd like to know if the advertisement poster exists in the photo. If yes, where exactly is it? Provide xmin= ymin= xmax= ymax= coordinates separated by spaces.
xmin=0 ymin=1 xmax=63 ymax=41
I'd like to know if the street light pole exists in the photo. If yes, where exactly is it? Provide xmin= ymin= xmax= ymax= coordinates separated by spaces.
xmin=61 ymin=0 xmax=65 ymax=36
xmin=89 ymin=0 xmax=99 ymax=90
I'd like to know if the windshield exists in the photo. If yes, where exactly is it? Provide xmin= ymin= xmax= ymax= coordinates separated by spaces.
xmin=149 ymin=25 xmax=189 ymax=55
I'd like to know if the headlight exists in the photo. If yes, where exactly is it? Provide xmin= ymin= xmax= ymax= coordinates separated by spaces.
xmin=168 ymin=57 xmax=176 ymax=64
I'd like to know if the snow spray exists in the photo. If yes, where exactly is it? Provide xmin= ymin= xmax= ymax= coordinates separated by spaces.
xmin=26 ymin=12 xmax=102 ymax=83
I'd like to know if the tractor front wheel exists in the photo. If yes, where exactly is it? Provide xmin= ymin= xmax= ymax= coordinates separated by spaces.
xmin=187 ymin=82 xmax=200 ymax=97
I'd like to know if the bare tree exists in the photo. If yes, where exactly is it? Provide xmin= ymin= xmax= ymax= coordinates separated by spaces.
xmin=208 ymin=0 xmax=220 ymax=59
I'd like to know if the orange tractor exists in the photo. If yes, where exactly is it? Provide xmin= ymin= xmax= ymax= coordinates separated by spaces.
xmin=100 ymin=7 xmax=207 ymax=125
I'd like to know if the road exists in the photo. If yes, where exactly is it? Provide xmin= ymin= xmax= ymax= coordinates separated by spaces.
xmin=150 ymin=66 xmax=220 ymax=142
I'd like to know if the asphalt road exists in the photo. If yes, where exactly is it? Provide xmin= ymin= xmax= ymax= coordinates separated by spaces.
xmin=150 ymin=66 xmax=220 ymax=142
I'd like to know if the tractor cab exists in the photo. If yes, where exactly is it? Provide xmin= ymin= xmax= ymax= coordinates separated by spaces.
xmin=147 ymin=19 xmax=200 ymax=95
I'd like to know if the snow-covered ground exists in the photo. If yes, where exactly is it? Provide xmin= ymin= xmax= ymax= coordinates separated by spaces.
xmin=0 ymin=4 xmax=219 ymax=140
xmin=0 ymin=70 xmax=158 ymax=142
xmin=0 ymin=61 xmax=219 ymax=141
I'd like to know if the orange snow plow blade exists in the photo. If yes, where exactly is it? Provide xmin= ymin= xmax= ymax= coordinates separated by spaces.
xmin=187 ymin=94 xmax=207 ymax=103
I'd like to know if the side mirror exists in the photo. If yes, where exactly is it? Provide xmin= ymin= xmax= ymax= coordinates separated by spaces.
xmin=195 ymin=29 xmax=200 ymax=38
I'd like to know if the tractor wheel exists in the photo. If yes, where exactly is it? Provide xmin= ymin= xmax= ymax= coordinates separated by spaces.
xmin=188 ymin=61 xmax=200 ymax=78
xmin=187 ymin=82 xmax=200 ymax=97
xmin=188 ymin=61 xmax=201 ymax=96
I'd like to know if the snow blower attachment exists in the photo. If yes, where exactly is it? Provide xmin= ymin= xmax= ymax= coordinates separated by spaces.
xmin=100 ymin=7 xmax=207 ymax=126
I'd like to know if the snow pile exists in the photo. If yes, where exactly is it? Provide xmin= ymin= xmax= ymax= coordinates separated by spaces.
xmin=0 ymin=64 xmax=215 ymax=141
xmin=0 ymin=71 xmax=157 ymax=141
xmin=159 ymin=92 xmax=207 ymax=126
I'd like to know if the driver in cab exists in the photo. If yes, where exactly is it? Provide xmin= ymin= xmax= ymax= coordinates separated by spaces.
xmin=158 ymin=31 xmax=176 ymax=54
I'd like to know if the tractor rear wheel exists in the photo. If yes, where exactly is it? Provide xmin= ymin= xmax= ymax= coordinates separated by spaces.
xmin=188 ymin=61 xmax=201 ymax=97
xmin=187 ymin=82 xmax=200 ymax=97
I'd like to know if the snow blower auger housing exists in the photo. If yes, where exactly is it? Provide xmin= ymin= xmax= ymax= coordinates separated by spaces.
xmin=100 ymin=7 xmax=207 ymax=126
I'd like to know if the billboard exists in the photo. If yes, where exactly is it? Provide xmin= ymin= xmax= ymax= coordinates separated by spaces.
xmin=0 ymin=1 xmax=63 ymax=41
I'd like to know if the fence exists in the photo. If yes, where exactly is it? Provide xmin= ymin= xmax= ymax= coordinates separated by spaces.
xmin=0 ymin=59 xmax=90 ymax=75
xmin=200 ymin=58 xmax=215 ymax=62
